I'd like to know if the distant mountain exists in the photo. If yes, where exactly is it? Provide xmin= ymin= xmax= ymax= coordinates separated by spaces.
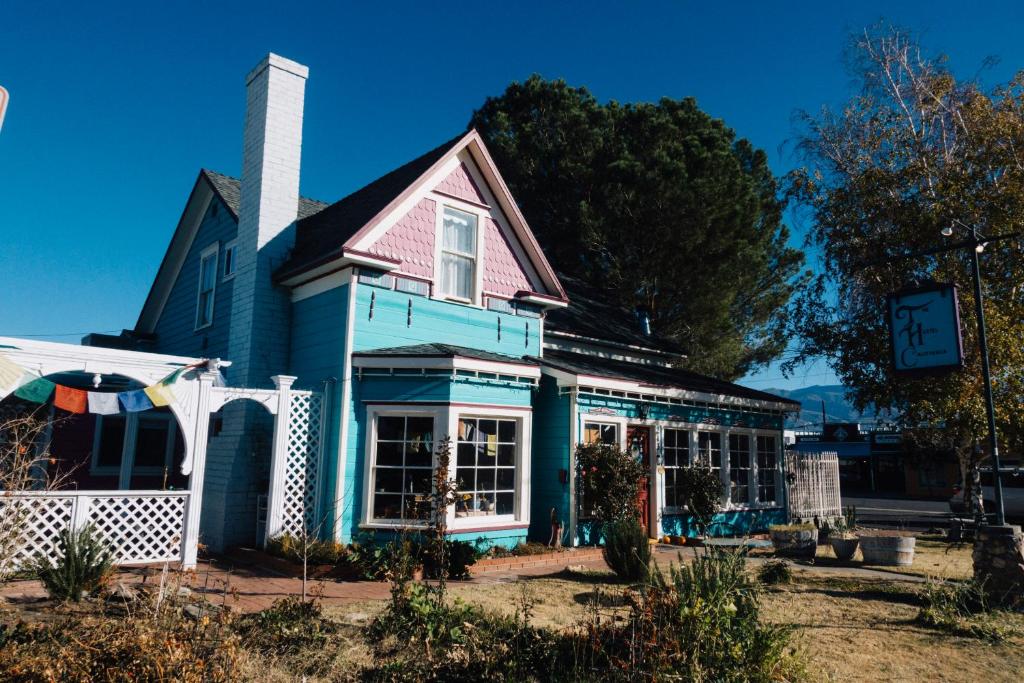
xmin=761 ymin=384 xmax=889 ymax=430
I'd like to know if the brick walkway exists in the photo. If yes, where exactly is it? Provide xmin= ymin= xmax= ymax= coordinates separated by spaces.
xmin=0 ymin=545 xmax=922 ymax=614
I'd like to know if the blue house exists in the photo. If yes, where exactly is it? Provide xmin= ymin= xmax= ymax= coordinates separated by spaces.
xmin=95 ymin=54 xmax=799 ymax=553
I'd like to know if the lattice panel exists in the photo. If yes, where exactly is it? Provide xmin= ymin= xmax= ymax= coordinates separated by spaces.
xmin=88 ymin=494 xmax=188 ymax=564
xmin=0 ymin=495 xmax=74 ymax=570
xmin=281 ymin=391 xmax=323 ymax=537
xmin=785 ymin=451 xmax=842 ymax=522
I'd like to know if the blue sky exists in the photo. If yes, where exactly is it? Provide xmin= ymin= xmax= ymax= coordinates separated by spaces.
xmin=2 ymin=1 xmax=1023 ymax=390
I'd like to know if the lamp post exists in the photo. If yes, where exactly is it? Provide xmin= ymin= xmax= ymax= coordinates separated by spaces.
xmin=943 ymin=220 xmax=1007 ymax=527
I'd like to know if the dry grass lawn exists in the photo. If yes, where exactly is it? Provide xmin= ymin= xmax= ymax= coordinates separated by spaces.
xmin=810 ymin=534 xmax=974 ymax=580
xmin=327 ymin=560 xmax=1024 ymax=683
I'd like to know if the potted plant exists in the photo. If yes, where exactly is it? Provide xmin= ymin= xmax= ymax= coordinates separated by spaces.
xmin=828 ymin=516 xmax=860 ymax=561
xmin=769 ymin=523 xmax=818 ymax=559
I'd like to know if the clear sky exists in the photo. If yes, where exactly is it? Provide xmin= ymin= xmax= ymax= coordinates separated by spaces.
xmin=2 ymin=1 xmax=1023 ymax=390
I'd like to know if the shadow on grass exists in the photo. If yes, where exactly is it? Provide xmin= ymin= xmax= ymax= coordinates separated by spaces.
xmin=799 ymin=583 xmax=923 ymax=607
xmin=573 ymin=589 xmax=630 ymax=608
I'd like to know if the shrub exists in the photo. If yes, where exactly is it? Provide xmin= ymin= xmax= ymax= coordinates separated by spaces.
xmin=31 ymin=524 xmax=113 ymax=602
xmin=575 ymin=442 xmax=646 ymax=523
xmin=672 ymin=466 xmax=723 ymax=532
xmin=423 ymin=539 xmax=477 ymax=580
xmin=577 ymin=548 xmax=805 ymax=681
xmin=0 ymin=605 xmax=240 ymax=681
xmin=266 ymin=533 xmax=345 ymax=565
xmin=758 ymin=559 xmax=793 ymax=585
xmin=345 ymin=533 xmax=422 ymax=581
xmin=916 ymin=578 xmax=1015 ymax=642
xmin=233 ymin=596 xmax=346 ymax=676
xmin=602 ymin=517 xmax=651 ymax=582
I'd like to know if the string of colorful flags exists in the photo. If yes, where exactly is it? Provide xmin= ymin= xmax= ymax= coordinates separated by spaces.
xmin=0 ymin=352 xmax=208 ymax=416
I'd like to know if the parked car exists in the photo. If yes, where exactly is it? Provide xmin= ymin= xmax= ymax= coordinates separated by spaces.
xmin=949 ymin=467 xmax=1024 ymax=520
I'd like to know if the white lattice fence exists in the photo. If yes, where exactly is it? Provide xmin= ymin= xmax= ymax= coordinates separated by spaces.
xmin=785 ymin=450 xmax=842 ymax=522
xmin=0 ymin=491 xmax=188 ymax=569
xmin=280 ymin=391 xmax=323 ymax=536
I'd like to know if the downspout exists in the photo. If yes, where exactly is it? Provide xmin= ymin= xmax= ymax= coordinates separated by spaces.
xmin=567 ymin=387 xmax=578 ymax=547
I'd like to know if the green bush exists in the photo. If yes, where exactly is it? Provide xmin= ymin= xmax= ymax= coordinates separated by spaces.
xmin=265 ymin=533 xmax=345 ymax=565
xmin=423 ymin=539 xmax=477 ymax=580
xmin=672 ymin=466 xmax=723 ymax=531
xmin=602 ymin=517 xmax=651 ymax=582
xmin=233 ymin=596 xmax=345 ymax=676
xmin=31 ymin=524 xmax=113 ymax=602
xmin=757 ymin=559 xmax=793 ymax=585
xmin=575 ymin=442 xmax=646 ymax=522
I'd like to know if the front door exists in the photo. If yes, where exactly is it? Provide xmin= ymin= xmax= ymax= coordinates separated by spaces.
xmin=627 ymin=425 xmax=652 ymax=535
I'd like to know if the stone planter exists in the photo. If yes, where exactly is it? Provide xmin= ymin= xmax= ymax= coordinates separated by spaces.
xmin=769 ymin=526 xmax=818 ymax=559
xmin=829 ymin=536 xmax=860 ymax=561
xmin=859 ymin=532 xmax=915 ymax=566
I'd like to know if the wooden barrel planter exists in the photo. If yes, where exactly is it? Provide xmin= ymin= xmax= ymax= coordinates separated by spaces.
xmin=769 ymin=525 xmax=818 ymax=559
xmin=858 ymin=532 xmax=915 ymax=566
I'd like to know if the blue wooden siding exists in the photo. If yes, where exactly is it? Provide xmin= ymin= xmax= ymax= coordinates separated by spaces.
xmin=152 ymin=197 xmax=237 ymax=359
xmin=661 ymin=509 xmax=786 ymax=538
xmin=351 ymin=283 xmax=542 ymax=357
xmin=289 ymin=284 xmax=350 ymax=538
xmin=528 ymin=376 xmax=572 ymax=542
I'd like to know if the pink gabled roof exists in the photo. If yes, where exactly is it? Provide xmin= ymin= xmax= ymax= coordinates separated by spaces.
xmin=275 ymin=130 xmax=567 ymax=301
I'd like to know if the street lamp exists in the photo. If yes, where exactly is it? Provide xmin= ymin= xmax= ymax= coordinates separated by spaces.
xmin=943 ymin=219 xmax=1006 ymax=526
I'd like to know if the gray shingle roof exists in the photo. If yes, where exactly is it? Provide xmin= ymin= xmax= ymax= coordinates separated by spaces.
xmin=352 ymin=343 xmax=536 ymax=366
xmin=534 ymin=349 xmax=801 ymax=406
xmin=201 ymin=169 xmax=330 ymax=221
xmin=275 ymin=133 xmax=467 ymax=280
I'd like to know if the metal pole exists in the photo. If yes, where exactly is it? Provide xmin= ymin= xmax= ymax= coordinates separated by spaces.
xmin=970 ymin=242 xmax=1006 ymax=526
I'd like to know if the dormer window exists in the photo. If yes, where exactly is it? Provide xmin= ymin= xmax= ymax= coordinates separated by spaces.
xmin=439 ymin=206 xmax=477 ymax=301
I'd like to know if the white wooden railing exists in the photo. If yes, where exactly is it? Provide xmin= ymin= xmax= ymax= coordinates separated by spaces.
xmin=0 ymin=490 xmax=189 ymax=569
xmin=785 ymin=450 xmax=842 ymax=522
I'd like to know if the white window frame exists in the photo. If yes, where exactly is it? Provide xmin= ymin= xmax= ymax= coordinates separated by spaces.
xmin=433 ymin=199 xmax=486 ymax=307
xmin=222 ymin=239 xmax=237 ymax=281
xmin=755 ymin=433 xmax=781 ymax=506
xmin=91 ymin=412 xmax=178 ymax=487
xmin=361 ymin=404 xmax=532 ymax=532
xmin=195 ymin=242 xmax=219 ymax=330
xmin=661 ymin=426 xmax=691 ymax=511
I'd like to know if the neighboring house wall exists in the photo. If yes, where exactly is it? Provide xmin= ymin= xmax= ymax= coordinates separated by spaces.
xmin=151 ymin=197 xmax=237 ymax=360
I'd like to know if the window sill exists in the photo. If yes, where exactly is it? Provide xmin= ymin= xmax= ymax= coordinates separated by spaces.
xmin=194 ymin=322 xmax=213 ymax=332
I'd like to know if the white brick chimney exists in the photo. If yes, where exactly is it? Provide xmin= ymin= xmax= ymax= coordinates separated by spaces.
xmin=227 ymin=53 xmax=308 ymax=387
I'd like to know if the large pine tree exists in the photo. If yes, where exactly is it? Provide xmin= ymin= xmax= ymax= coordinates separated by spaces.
xmin=470 ymin=78 xmax=805 ymax=380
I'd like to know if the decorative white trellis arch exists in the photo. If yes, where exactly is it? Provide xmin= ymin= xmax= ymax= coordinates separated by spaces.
xmin=0 ymin=338 xmax=325 ymax=569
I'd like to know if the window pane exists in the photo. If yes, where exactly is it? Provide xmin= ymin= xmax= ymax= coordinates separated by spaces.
xmin=377 ymin=416 xmax=405 ymax=441
xmin=496 ymin=468 xmax=515 ymax=489
xmin=459 ymin=419 xmax=476 ymax=441
xmin=496 ymin=493 xmax=514 ymax=515
xmin=405 ymin=441 xmax=432 ymax=467
xmin=498 ymin=420 xmax=516 ymax=442
xmin=443 ymin=207 xmax=477 ymax=254
xmin=477 ymin=469 xmax=495 ymax=491
xmin=457 ymin=443 xmax=476 ymax=466
xmin=376 ymin=442 xmax=403 ymax=467
xmin=374 ymin=494 xmax=402 ymax=520
xmin=441 ymin=253 xmax=474 ymax=299
xmin=406 ymin=469 xmax=431 ymax=494
xmin=497 ymin=444 xmax=515 ymax=467
xmin=406 ymin=417 xmax=434 ymax=442
xmin=456 ymin=468 xmax=475 ymax=491
xmin=376 ymin=468 xmax=404 ymax=494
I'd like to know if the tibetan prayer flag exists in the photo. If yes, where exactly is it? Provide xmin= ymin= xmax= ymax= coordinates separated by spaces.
xmin=54 ymin=385 xmax=88 ymax=414
xmin=0 ymin=354 xmax=24 ymax=396
xmin=159 ymin=365 xmax=190 ymax=386
xmin=13 ymin=377 xmax=55 ymax=404
xmin=119 ymin=389 xmax=153 ymax=413
xmin=144 ymin=382 xmax=175 ymax=407
xmin=87 ymin=391 xmax=121 ymax=415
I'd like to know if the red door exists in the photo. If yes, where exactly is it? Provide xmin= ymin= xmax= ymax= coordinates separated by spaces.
xmin=627 ymin=426 xmax=652 ymax=534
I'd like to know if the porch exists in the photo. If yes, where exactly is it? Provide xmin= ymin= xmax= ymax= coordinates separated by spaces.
xmin=0 ymin=337 xmax=325 ymax=569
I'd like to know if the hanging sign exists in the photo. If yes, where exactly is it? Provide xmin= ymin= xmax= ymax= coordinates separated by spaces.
xmin=887 ymin=282 xmax=964 ymax=375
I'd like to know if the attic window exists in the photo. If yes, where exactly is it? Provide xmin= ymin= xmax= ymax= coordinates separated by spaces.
xmin=439 ymin=206 xmax=477 ymax=301
xmin=223 ymin=239 xmax=237 ymax=280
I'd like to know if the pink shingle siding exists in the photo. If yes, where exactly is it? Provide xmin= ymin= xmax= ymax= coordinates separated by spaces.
xmin=435 ymin=163 xmax=486 ymax=205
xmin=366 ymin=197 xmax=436 ymax=279
xmin=483 ymin=217 xmax=533 ymax=297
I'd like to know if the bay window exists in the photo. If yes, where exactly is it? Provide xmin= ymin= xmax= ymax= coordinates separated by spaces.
xmin=455 ymin=418 xmax=517 ymax=517
xmin=439 ymin=206 xmax=478 ymax=301
xmin=370 ymin=415 xmax=434 ymax=522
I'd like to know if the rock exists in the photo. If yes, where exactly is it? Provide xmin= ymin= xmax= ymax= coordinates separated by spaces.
xmin=183 ymin=603 xmax=210 ymax=620
xmin=176 ymin=586 xmax=192 ymax=598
